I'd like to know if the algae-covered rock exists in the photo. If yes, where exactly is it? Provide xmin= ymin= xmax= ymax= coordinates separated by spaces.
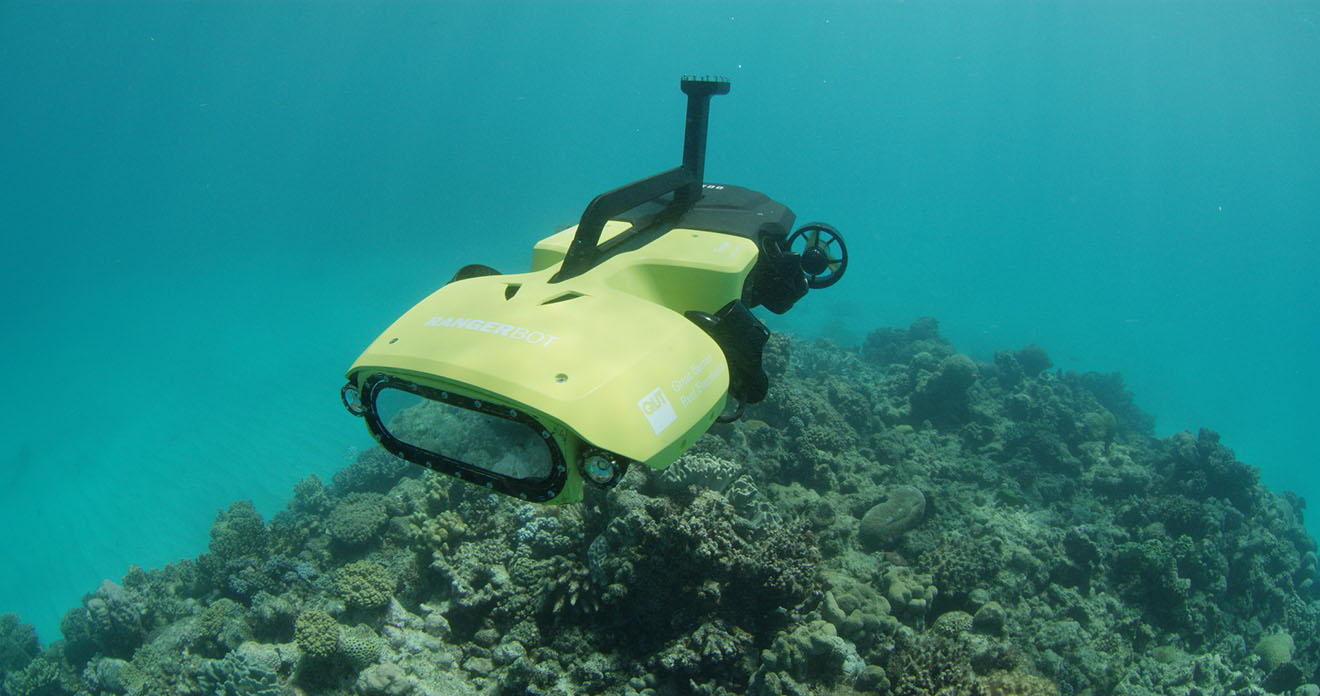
xmin=859 ymin=485 xmax=926 ymax=549
xmin=357 ymin=661 xmax=416 ymax=696
xmin=972 ymin=601 xmax=1007 ymax=635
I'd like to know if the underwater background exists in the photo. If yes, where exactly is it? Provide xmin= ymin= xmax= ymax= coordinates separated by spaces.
xmin=1 ymin=0 xmax=1317 ymax=688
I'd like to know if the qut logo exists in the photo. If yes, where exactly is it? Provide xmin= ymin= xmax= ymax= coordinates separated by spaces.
xmin=638 ymin=387 xmax=677 ymax=435
xmin=640 ymin=392 xmax=665 ymax=415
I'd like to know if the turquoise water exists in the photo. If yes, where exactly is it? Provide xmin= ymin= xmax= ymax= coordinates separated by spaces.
xmin=1 ymin=1 xmax=1316 ymax=645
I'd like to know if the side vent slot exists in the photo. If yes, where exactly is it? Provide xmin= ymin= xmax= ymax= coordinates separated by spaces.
xmin=541 ymin=292 xmax=584 ymax=305
xmin=504 ymin=284 xmax=521 ymax=300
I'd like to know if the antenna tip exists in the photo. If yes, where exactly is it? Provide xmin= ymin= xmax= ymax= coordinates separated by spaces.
xmin=681 ymin=75 xmax=731 ymax=96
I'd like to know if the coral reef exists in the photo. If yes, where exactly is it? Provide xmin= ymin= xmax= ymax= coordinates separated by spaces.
xmin=4 ymin=318 xmax=1318 ymax=696
xmin=0 ymin=614 xmax=39 ymax=677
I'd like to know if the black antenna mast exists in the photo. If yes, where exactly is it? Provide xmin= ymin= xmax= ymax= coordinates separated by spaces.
xmin=551 ymin=75 xmax=730 ymax=283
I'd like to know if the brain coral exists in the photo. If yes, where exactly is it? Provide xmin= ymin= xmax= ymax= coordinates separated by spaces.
xmin=859 ymin=486 xmax=927 ymax=550
xmin=339 ymin=623 xmax=384 ymax=668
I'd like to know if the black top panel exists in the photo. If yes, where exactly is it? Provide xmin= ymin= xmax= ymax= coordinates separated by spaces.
xmin=680 ymin=184 xmax=796 ymax=240
xmin=615 ymin=184 xmax=796 ymax=244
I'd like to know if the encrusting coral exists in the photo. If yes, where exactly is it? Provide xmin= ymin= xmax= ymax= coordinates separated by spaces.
xmin=3 ymin=318 xmax=1318 ymax=696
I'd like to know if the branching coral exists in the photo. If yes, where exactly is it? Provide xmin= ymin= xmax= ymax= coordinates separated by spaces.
xmin=207 ymin=500 xmax=269 ymax=562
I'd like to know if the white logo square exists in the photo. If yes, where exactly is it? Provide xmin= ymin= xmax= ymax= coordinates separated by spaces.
xmin=637 ymin=387 xmax=677 ymax=435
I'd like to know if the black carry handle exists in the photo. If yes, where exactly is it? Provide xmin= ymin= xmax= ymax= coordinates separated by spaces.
xmin=551 ymin=76 xmax=730 ymax=283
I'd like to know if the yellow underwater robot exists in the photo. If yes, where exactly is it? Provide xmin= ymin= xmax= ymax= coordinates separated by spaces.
xmin=341 ymin=76 xmax=847 ymax=503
